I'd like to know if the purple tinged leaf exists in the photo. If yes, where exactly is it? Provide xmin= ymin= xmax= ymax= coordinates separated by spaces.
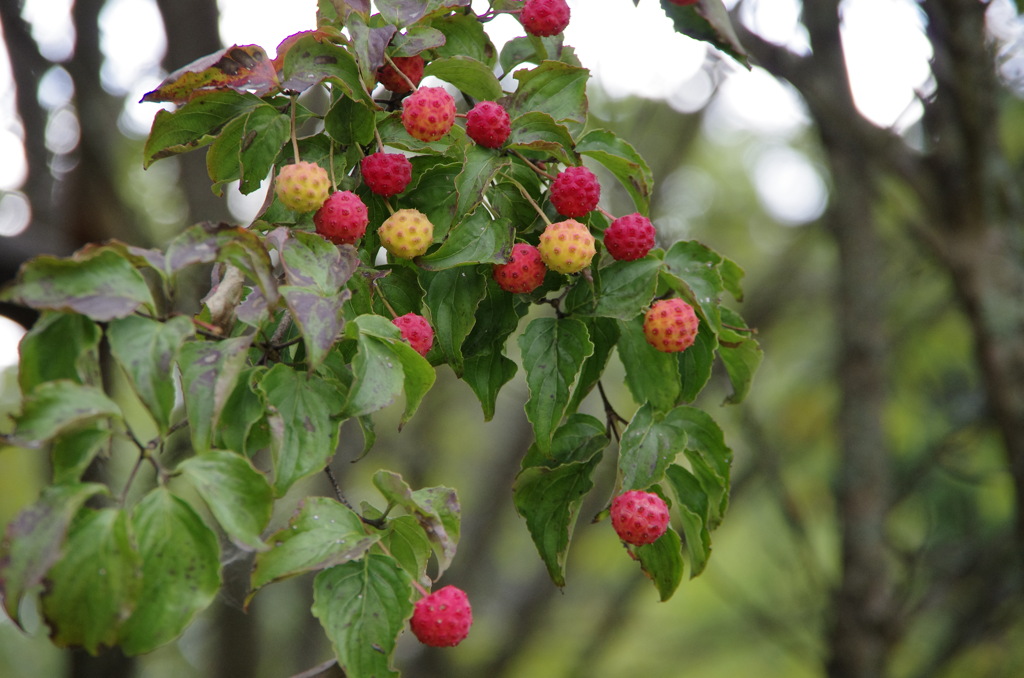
xmin=0 ymin=482 xmax=107 ymax=627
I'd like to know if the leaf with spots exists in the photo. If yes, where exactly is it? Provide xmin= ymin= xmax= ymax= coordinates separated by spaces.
xmin=120 ymin=489 xmax=221 ymax=655
xmin=618 ymin=403 xmax=689 ymax=491
xmin=141 ymin=45 xmax=279 ymax=103
xmin=250 ymin=496 xmax=379 ymax=595
xmin=372 ymin=471 xmax=461 ymax=577
xmin=178 ymin=335 xmax=253 ymax=453
xmin=312 ymin=555 xmax=413 ymax=678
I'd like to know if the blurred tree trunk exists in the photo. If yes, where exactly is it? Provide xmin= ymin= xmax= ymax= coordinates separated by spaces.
xmin=735 ymin=0 xmax=1024 ymax=676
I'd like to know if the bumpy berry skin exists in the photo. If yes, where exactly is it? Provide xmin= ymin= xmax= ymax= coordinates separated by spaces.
xmin=410 ymin=585 xmax=472 ymax=647
xmin=466 ymin=101 xmax=511 ymax=149
xmin=314 ymin=191 xmax=369 ymax=245
xmin=361 ymin=152 xmax=412 ymax=198
xmin=610 ymin=490 xmax=670 ymax=546
xmin=643 ymin=298 xmax=699 ymax=353
xmin=549 ymin=166 xmax=600 ymax=218
xmin=402 ymin=86 xmax=456 ymax=142
xmin=537 ymin=219 xmax=596 ymax=274
xmin=392 ymin=313 xmax=434 ymax=357
xmin=378 ymin=208 xmax=434 ymax=259
xmin=274 ymin=161 xmax=331 ymax=213
xmin=377 ymin=55 xmax=424 ymax=93
xmin=604 ymin=213 xmax=656 ymax=261
xmin=520 ymin=0 xmax=571 ymax=37
xmin=493 ymin=243 xmax=547 ymax=293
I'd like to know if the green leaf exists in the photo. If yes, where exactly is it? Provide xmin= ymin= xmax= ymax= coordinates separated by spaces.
xmin=312 ymin=556 xmax=413 ymax=678
xmin=272 ymin=227 xmax=360 ymax=294
xmin=518 ymin=317 xmax=595 ymax=453
xmin=593 ymin=258 xmax=661 ymax=320
xmin=280 ymin=286 xmax=351 ymax=371
xmin=677 ymin=318 xmax=717 ymax=403
xmin=507 ymin=61 xmax=589 ymax=138
xmin=634 ymin=527 xmax=685 ymax=601
xmin=616 ymin=318 xmax=681 ymax=413
xmin=390 ymin=25 xmax=446 ymax=56
xmin=3 ymin=248 xmax=154 ymax=321
xmin=424 ymin=55 xmax=504 ymax=100
xmin=402 ymin=159 xmax=461 ymax=237
xmin=565 ymin=317 xmax=618 ymax=415
xmin=324 ymin=96 xmax=376 ymax=147
xmin=178 ymin=336 xmax=253 ymax=453
xmin=251 ymin=496 xmax=378 ymax=594
xmin=214 ymin=367 xmax=267 ymax=456
xmin=372 ymin=471 xmax=461 ymax=576
xmin=383 ymin=515 xmax=433 ymax=586
xmin=177 ymin=450 xmax=274 ymax=551
xmin=673 ymin=406 xmax=732 ymax=526
xmin=618 ymin=403 xmax=689 ymax=490
xmin=13 ymin=381 xmax=122 ymax=446
xmin=661 ymin=240 xmax=725 ymax=333
xmin=423 ymin=266 xmax=487 ymax=374
xmin=430 ymin=12 xmax=497 ymax=66
xmin=51 ymin=426 xmax=112 ymax=484
xmin=348 ymin=13 xmax=396 ymax=87
xmin=279 ymin=34 xmax=371 ymax=103
xmin=143 ymin=90 xmax=263 ymax=167
xmin=237 ymin=104 xmax=291 ymax=194
xmin=107 ymin=315 xmax=194 ymax=433
xmin=514 ymin=415 xmax=606 ymax=586
xmin=462 ymin=351 xmax=518 ymax=422
xmin=418 ymin=208 xmax=513 ymax=271
xmin=257 ymin=363 xmax=345 ymax=495
xmin=506 ymin=111 xmax=579 ymax=166
xmin=665 ymin=464 xmax=712 ymax=578
xmin=719 ymin=256 xmax=746 ymax=302
xmin=455 ymin=146 xmax=511 ymax=219
xmin=40 ymin=508 xmax=141 ymax=653
xmin=577 ymin=129 xmax=654 ymax=214
xmin=661 ymin=0 xmax=750 ymax=68
xmin=17 ymin=312 xmax=102 ymax=392
xmin=0 ymin=482 xmax=107 ymax=627
xmin=120 ymin=489 xmax=221 ymax=654
xmin=343 ymin=328 xmax=405 ymax=418
xmin=718 ymin=308 xmax=762 ymax=404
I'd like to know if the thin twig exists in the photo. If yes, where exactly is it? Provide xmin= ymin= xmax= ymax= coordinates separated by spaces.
xmin=287 ymin=658 xmax=339 ymax=678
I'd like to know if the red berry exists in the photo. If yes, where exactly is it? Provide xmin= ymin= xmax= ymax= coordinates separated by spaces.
xmin=392 ymin=312 xmax=434 ymax=357
xmin=377 ymin=55 xmax=424 ymax=94
xmin=520 ymin=0 xmax=571 ymax=37
xmin=493 ymin=243 xmax=547 ymax=293
xmin=410 ymin=585 xmax=472 ymax=647
xmin=604 ymin=213 xmax=656 ymax=261
xmin=401 ymin=86 xmax=456 ymax=142
xmin=361 ymin=152 xmax=412 ymax=197
xmin=643 ymin=298 xmax=699 ymax=353
xmin=549 ymin=166 xmax=600 ymax=218
xmin=610 ymin=490 xmax=670 ymax=546
xmin=314 ymin=191 xmax=369 ymax=245
xmin=466 ymin=101 xmax=511 ymax=149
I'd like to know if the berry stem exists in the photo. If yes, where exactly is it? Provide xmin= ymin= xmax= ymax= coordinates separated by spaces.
xmin=503 ymin=174 xmax=551 ymax=226
xmin=374 ymin=127 xmax=386 ymax=153
xmin=511 ymin=150 xmax=556 ymax=180
xmin=384 ymin=53 xmax=419 ymax=93
xmin=372 ymin=280 xmax=400 ymax=318
xmin=289 ymin=95 xmax=300 ymax=164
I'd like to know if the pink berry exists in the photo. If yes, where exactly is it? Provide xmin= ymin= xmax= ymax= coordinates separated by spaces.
xmin=549 ymin=166 xmax=600 ymax=218
xmin=493 ymin=243 xmax=547 ymax=293
xmin=410 ymin=585 xmax=473 ymax=647
xmin=392 ymin=312 xmax=434 ymax=357
xmin=610 ymin=490 xmax=670 ymax=546
xmin=377 ymin=55 xmax=424 ymax=94
xmin=520 ymin=0 xmax=571 ymax=37
xmin=401 ymin=86 xmax=456 ymax=142
xmin=643 ymin=298 xmax=699 ymax=353
xmin=314 ymin=191 xmax=369 ymax=245
xmin=466 ymin=101 xmax=511 ymax=149
xmin=361 ymin=152 xmax=412 ymax=197
xmin=604 ymin=213 xmax=656 ymax=261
